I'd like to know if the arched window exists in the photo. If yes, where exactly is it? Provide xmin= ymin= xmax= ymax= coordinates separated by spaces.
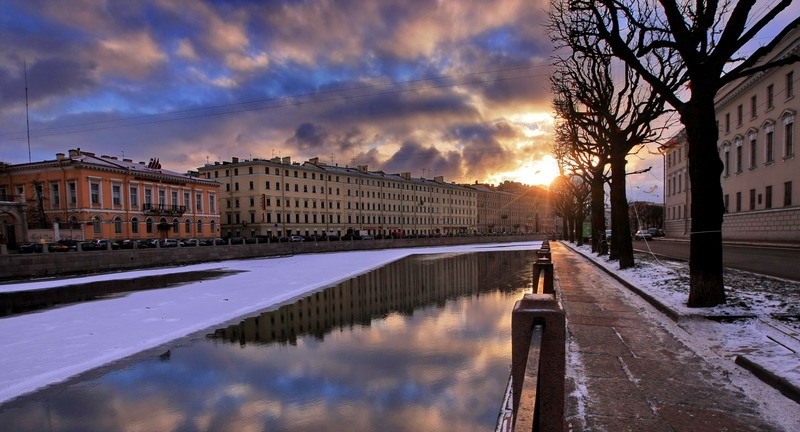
xmin=197 ymin=219 xmax=203 ymax=235
xmin=210 ymin=220 xmax=217 ymax=234
xmin=146 ymin=218 xmax=153 ymax=234
xmin=69 ymin=216 xmax=79 ymax=229
xmin=131 ymin=217 xmax=140 ymax=234
xmin=92 ymin=216 xmax=103 ymax=235
xmin=113 ymin=216 xmax=123 ymax=234
xmin=185 ymin=218 xmax=192 ymax=234
xmin=172 ymin=218 xmax=180 ymax=234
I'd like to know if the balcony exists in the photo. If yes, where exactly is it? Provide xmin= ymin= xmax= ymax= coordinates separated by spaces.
xmin=142 ymin=203 xmax=186 ymax=216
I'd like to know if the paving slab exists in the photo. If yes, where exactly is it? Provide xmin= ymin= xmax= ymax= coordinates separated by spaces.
xmin=554 ymin=243 xmax=780 ymax=431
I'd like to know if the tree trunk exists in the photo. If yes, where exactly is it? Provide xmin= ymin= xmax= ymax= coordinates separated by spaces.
xmin=562 ymin=218 xmax=568 ymax=240
xmin=567 ymin=216 xmax=575 ymax=242
xmin=683 ymin=99 xmax=726 ymax=307
xmin=590 ymin=174 xmax=606 ymax=254
xmin=610 ymin=150 xmax=634 ymax=268
xmin=576 ymin=207 xmax=585 ymax=246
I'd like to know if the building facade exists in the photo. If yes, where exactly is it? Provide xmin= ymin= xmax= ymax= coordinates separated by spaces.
xmin=0 ymin=149 xmax=220 ymax=245
xmin=664 ymin=21 xmax=799 ymax=242
xmin=198 ymin=156 xmax=479 ymax=239
xmin=472 ymin=182 xmax=554 ymax=234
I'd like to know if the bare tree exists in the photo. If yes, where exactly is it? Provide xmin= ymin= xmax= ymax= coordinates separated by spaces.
xmin=550 ymin=0 xmax=671 ymax=268
xmin=570 ymin=0 xmax=799 ymax=306
xmin=552 ymin=84 xmax=610 ymax=254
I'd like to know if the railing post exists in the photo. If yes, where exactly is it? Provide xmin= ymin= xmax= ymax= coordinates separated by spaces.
xmin=512 ymin=293 xmax=565 ymax=432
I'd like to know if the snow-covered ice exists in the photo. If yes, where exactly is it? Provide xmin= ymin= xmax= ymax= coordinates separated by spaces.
xmin=0 ymin=242 xmax=540 ymax=405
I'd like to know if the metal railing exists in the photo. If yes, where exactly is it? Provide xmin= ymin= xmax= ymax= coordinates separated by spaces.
xmin=505 ymin=241 xmax=565 ymax=432
xmin=141 ymin=203 xmax=186 ymax=215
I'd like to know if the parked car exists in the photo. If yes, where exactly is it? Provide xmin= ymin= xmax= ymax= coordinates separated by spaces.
xmin=17 ymin=243 xmax=42 ymax=253
xmin=181 ymin=238 xmax=200 ymax=247
xmin=361 ymin=234 xmax=374 ymax=240
xmin=94 ymin=239 xmax=120 ymax=250
xmin=199 ymin=237 xmax=227 ymax=246
xmin=135 ymin=239 xmax=156 ymax=248
xmin=647 ymin=228 xmax=665 ymax=237
xmin=289 ymin=235 xmax=304 ymax=242
xmin=159 ymin=239 xmax=179 ymax=248
xmin=229 ymin=237 xmax=245 ymax=245
xmin=634 ymin=230 xmax=653 ymax=240
xmin=57 ymin=239 xmax=80 ymax=251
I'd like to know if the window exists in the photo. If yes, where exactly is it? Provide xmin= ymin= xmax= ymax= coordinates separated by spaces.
xmin=248 ymin=167 xmax=253 ymax=174
xmin=735 ymin=139 xmax=743 ymax=173
xmin=185 ymin=219 xmax=192 ymax=233
xmin=130 ymin=186 xmax=139 ymax=208
xmin=749 ymin=133 xmax=757 ymax=169
xmin=767 ymin=84 xmax=774 ymax=109
xmin=725 ymin=113 xmax=730 ymax=133
xmin=158 ymin=190 xmax=166 ymax=205
xmin=749 ymin=189 xmax=756 ymax=210
xmin=197 ymin=219 xmax=203 ymax=235
xmin=766 ymin=124 xmax=775 ymax=163
xmin=751 ymin=95 xmax=757 ymax=118
xmin=209 ymin=194 xmax=215 ymax=213
xmin=737 ymin=104 xmax=743 ymax=127
xmin=265 ymin=182 xmax=270 ymax=190
xmin=113 ymin=185 xmax=122 ymax=206
xmin=50 ymin=182 xmax=60 ymax=207
xmin=196 ymin=193 xmax=203 ymax=212
xmin=92 ymin=216 xmax=103 ymax=235
xmin=184 ymin=192 xmax=190 ymax=211
xmin=90 ymin=183 xmax=100 ymax=205
xmin=68 ymin=182 xmax=77 ymax=205
xmin=131 ymin=217 xmax=140 ymax=234
xmin=172 ymin=218 xmax=180 ymax=234
xmin=766 ymin=185 xmax=773 ymax=209
xmin=249 ymin=181 xmax=254 ymax=190
xmin=171 ymin=191 xmax=178 ymax=206
xmin=787 ymin=71 xmax=794 ymax=99
xmin=786 ymin=182 xmax=793 ymax=207
xmin=784 ymin=114 xmax=795 ymax=157
xmin=114 ymin=217 xmax=123 ymax=234
xmin=724 ymin=195 xmax=729 ymax=213
xmin=210 ymin=220 xmax=216 ymax=233
xmin=146 ymin=218 xmax=153 ymax=234
xmin=235 ymin=182 xmax=239 ymax=191
xmin=735 ymin=192 xmax=741 ymax=212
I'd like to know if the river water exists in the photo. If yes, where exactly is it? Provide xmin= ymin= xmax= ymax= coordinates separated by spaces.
xmin=0 ymin=250 xmax=535 ymax=431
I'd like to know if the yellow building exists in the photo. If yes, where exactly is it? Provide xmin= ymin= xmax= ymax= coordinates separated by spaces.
xmin=197 ymin=156 xmax=478 ymax=238
xmin=0 ymin=149 xmax=220 ymax=245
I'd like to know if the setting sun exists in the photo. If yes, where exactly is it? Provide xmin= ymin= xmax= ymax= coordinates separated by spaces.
xmin=487 ymin=155 xmax=560 ymax=187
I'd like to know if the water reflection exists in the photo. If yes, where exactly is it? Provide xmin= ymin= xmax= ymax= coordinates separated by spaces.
xmin=0 ymin=250 xmax=535 ymax=432
xmin=211 ymin=252 xmax=533 ymax=346
xmin=0 ymin=270 xmax=241 ymax=317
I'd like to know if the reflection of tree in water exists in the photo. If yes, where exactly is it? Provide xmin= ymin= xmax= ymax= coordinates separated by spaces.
xmin=209 ymin=250 xmax=536 ymax=346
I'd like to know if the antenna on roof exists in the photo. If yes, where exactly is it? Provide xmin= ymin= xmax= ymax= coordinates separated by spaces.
xmin=24 ymin=60 xmax=31 ymax=163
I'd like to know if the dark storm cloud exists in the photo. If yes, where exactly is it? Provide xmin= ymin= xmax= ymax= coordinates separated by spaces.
xmin=285 ymin=122 xmax=365 ymax=153
xmin=378 ymin=140 xmax=462 ymax=179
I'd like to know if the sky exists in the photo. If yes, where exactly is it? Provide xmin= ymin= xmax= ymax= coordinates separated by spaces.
xmin=0 ymin=0 xmax=797 ymax=199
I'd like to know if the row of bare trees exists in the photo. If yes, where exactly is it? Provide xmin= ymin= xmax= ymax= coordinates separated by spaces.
xmin=548 ymin=0 xmax=798 ymax=307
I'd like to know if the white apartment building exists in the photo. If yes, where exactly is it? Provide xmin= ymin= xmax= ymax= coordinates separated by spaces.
xmin=664 ymin=20 xmax=799 ymax=242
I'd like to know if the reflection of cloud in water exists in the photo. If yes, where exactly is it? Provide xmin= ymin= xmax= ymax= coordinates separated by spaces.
xmin=0 ymin=250 xmax=535 ymax=431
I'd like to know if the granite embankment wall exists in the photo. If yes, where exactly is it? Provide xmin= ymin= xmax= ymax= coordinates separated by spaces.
xmin=1 ymin=235 xmax=548 ymax=281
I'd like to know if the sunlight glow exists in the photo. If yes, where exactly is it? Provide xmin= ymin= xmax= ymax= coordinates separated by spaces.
xmin=487 ymin=155 xmax=560 ymax=187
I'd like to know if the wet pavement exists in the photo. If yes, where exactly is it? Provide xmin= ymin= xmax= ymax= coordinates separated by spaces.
xmin=554 ymin=243 xmax=781 ymax=431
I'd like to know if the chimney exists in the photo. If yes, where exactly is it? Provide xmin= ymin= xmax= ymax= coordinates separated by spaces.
xmin=281 ymin=156 xmax=291 ymax=165
xmin=357 ymin=165 xmax=368 ymax=172
xmin=68 ymin=149 xmax=79 ymax=157
xmin=308 ymin=157 xmax=319 ymax=165
xmin=56 ymin=153 xmax=65 ymax=160
xmin=232 ymin=157 xmax=239 ymax=164
xmin=400 ymin=172 xmax=411 ymax=179
xmin=109 ymin=156 xmax=118 ymax=160
xmin=123 ymin=158 xmax=132 ymax=163
xmin=434 ymin=176 xmax=444 ymax=183
xmin=271 ymin=157 xmax=281 ymax=163
xmin=139 ymin=161 xmax=146 ymax=165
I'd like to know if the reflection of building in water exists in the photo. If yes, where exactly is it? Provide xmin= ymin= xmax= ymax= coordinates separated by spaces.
xmin=210 ymin=251 xmax=535 ymax=345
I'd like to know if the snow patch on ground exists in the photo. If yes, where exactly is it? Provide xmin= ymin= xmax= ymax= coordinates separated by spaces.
xmin=571 ymin=243 xmax=800 ymax=430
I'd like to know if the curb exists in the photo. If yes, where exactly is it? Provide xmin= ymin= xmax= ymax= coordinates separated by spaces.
xmin=560 ymin=242 xmax=682 ymax=322
xmin=559 ymin=241 xmax=800 ymax=405
xmin=735 ymin=355 xmax=800 ymax=404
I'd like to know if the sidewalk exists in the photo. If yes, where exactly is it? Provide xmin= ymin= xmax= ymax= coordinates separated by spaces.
xmin=553 ymin=243 xmax=791 ymax=431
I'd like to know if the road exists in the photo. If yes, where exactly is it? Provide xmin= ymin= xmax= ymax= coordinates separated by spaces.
xmin=632 ymin=239 xmax=800 ymax=281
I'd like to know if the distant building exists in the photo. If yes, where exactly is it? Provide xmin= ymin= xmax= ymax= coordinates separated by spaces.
xmin=470 ymin=182 xmax=555 ymax=234
xmin=197 ymin=156 xmax=477 ymax=238
xmin=664 ymin=19 xmax=799 ymax=243
xmin=0 ymin=149 xmax=220 ymax=245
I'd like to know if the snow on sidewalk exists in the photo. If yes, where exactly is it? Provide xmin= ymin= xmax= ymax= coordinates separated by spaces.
xmin=0 ymin=242 xmax=540 ymax=405
xmin=567 ymin=242 xmax=800 ymax=401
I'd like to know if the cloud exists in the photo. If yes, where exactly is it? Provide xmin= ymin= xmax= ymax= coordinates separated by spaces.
xmin=285 ymin=122 xmax=365 ymax=153
xmin=92 ymin=31 xmax=166 ymax=79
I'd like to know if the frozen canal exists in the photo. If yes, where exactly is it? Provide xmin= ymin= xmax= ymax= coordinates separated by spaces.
xmin=0 ymin=243 xmax=539 ymax=431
